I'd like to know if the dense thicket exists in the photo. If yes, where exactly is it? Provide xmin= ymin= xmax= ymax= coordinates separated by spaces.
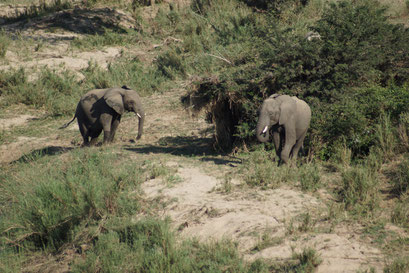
xmin=184 ymin=0 xmax=409 ymax=156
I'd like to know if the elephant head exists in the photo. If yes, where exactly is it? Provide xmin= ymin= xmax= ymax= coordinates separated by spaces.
xmin=256 ymin=95 xmax=296 ymax=142
xmin=104 ymin=87 xmax=145 ymax=139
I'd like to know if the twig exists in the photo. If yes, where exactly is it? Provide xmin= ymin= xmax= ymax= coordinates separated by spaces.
xmin=204 ymin=53 xmax=232 ymax=65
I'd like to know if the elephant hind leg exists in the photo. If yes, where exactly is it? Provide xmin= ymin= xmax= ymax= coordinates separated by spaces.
xmin=88 ymin=126 xmax=103 ymax=146
xmin=78 ymin=122 xmax=90 ymax=146
xmin=291 ymin=130 xmax=307 ymax=160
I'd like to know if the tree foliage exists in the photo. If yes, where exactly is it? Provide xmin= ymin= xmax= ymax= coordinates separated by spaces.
xmin=185 ymin=0 xmax=409 ymax=156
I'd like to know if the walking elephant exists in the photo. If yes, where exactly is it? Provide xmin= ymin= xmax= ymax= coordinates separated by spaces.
xmin=256 ymin=94 xmax=311 ymax=164
xmin=60 ymin=86 xmax=145 ymax=146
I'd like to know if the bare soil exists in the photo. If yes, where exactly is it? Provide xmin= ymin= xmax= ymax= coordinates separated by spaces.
xmin=1 ymin=3 xmax=406 ymax=272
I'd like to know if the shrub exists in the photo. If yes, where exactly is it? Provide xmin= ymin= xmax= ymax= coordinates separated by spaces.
xmin=185 ymin=0 xmax=409 ymax=155
xmin=0 ymin=68 xmax=81 ymax=115
xmin=0 ymin=149 xmax=143 ymax=251
xmin=155 ymin=49 xmax=187 ymax=80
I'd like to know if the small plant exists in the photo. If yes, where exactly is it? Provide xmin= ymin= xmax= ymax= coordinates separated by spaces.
xmin=292 ymin=247 xmax=322 ymax=272
xmin=298 ymin=212 xmax=316 ymax=233
xmin=365 ymin=147 xmax=383 ymax=173
xmin=155 ymin=49 xmax=187 ymax=80
xmin=339 ymin=165 xmax=380 ymax=215
xmin=398 ymin=112 xmax=409 ymax=152
xmin=217 ymin=174 xmax=233 ymax=194
xmin=242 ymin=149 xmax=295 ymax=189
xmin=391 ymin=200 xmax=409 ymax=228
xmin=375 ymin=113 xmax=397 ymax=161
xmin=391 ymin=156 xmax=409 ymax=196
xmin=299 ymin=163 xmax=321 ymax=192
xmin=251 ymin=228 xmax=283 ymax=252
xmin=0 ymin=30 xmax=10 ymax=58
xmin=384 ymin=256 xmax=409 ymax=273
xmin=331 ymin=139 xmax=352 ymax=168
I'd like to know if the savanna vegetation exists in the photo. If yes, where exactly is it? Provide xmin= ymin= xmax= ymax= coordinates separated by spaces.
xmin=1 ymin=0 xmax=409 ymax=272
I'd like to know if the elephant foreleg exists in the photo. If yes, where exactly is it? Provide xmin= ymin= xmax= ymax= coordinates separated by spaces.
xmin=100 ymin=113 xmax=114 ymax=144
xmin=281 ymin=126 xmax=296 ymax=164
xmin=108 ymin=116 xmax=121 ymax=142
xmin=272 ymin=131 xmax=281 ymax=158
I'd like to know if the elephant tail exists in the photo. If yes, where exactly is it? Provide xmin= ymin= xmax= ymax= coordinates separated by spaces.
xmin=59 ymin=115 xmax=76 ymax=129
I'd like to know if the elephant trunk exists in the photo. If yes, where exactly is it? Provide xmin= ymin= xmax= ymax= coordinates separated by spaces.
xmin=136 ymin=110 xmax=145 ymax=140
xmin=256 ymin=114 xmax=270 ymax=143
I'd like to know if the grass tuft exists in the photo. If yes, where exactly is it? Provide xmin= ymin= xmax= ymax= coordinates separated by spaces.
xmin=339 ymin=165 xmax=380 ymax=216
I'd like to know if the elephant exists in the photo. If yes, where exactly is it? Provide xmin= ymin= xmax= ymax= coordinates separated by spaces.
xmin=60 ymin=86 xmax=145 ymax=146
xmin=256 ymin=94 xmax=311 ymax=164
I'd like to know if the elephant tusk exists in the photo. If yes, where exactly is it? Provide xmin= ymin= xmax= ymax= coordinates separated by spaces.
xmin=262 ymin=126 xmax=268 ymax=134
xmin=137 ymin=113 xmax=142 ymax=118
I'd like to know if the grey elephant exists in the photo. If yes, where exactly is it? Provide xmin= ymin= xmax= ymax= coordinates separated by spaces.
xmin=256 ymin=94 xmax=311 ymax=164
xmin=60 ymin=86 xmax=145 ymax=146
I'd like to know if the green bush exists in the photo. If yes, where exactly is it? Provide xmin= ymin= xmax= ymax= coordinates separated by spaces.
xmin=185 ymin=0 xmax=409 ymax=155
xmin=0 ymin=68 xmax=81 ymax=115
xmin=0 ymin=149 xmax=143 ymax=251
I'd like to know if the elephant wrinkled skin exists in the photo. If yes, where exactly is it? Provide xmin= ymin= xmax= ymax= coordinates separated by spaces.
xmin=256 ymin=94 xmax=311 ymax=164
xmin=60 ymin=86 xmax=145 ymax=146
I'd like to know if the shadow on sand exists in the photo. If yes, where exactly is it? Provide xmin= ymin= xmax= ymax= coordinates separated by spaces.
xmin=125 ymin=136 xmax=242 ymax=166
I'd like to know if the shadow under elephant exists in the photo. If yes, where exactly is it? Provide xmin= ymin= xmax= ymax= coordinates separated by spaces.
xmin=124 ymin=136 xmax=242 ymax=166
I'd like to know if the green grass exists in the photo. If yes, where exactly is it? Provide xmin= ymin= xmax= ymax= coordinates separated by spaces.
xmin=384 ymin=256 xmax=409 ymax=273
xmin=0 ymin=148 xmax=144 ymax=251
xmin=251 ymin=228 xmax=284 ymax=253
xmin=392 ymin=156 xmax=409 ymax=195
xmin=0 ymin=30 xmax=11 ymax=59
xmin=70 ymin=28 xmax=141 ymax=50
xmin=339 ymin=165 xmax=381 ymax=216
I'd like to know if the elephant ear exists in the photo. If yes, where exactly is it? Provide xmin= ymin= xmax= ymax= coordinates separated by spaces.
xmin=279 ymin=99 xmax=296 ymax=125
xmin=104 ymin=89 xmax=124 ymax=115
